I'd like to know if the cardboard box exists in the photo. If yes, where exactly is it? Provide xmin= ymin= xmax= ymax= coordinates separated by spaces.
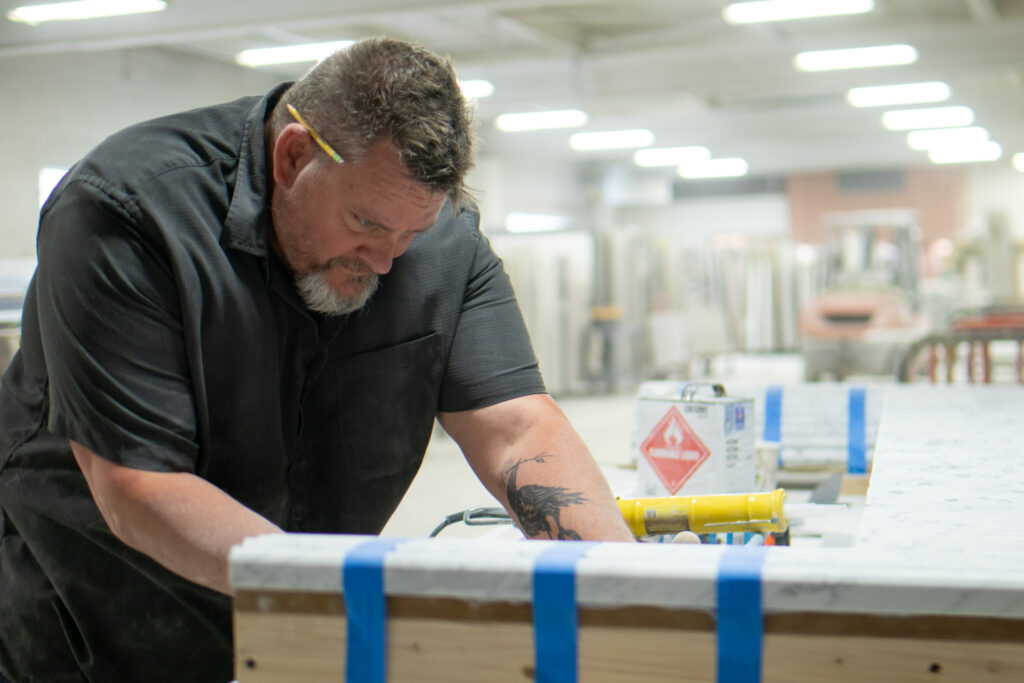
xmin=634 ymin=383 xmax=756 ymax=496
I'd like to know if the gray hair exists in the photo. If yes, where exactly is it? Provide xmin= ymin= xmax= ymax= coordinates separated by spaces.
xmin=272 ymin=36 xmax=475 ymax=204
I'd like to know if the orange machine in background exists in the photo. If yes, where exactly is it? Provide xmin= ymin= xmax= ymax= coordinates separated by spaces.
xmin=800 ymin=210 xmax=929 ymax=380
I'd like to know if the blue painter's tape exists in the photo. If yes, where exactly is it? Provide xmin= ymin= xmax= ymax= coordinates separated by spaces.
xmin=342 ymin=537 xmax=407 ymax=683
xmin=717 ymin=545 xmax=767 ymax=683
xmin=847 ymin=386 xmax=867 ymax=474
xmin=763 ymin=386 xmax=783 ymax=445
xmin=533 ymin=542 xmax=597 ymax=683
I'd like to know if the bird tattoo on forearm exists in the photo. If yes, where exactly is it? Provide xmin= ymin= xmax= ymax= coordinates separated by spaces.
xmin=503 ymin=453 xmax=587 ymax=540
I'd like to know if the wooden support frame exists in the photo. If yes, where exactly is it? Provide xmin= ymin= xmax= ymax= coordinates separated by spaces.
xmin=234 ymin=591 xmax=1024 ymax=683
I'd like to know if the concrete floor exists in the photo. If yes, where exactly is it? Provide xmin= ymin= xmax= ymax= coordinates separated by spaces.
xmin=381 ymin=353 xmax=807 ymax=538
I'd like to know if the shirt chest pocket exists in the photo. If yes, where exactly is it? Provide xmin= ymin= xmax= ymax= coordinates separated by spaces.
xmin=333 ymin=333 xmax=443 ymax=479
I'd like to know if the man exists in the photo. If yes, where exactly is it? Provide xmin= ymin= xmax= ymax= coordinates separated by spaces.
xmin=0 ymin=37 xmax=633 ymax=682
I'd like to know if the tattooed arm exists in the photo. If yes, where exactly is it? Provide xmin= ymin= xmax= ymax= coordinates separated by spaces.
xmin=438 ymin=394 xmax=635 ymax=541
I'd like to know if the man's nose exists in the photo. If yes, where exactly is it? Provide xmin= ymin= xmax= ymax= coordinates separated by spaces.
xmin=358 ymin=235 xmax=405 ymax=275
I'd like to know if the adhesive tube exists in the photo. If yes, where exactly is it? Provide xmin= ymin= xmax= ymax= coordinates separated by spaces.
xmin=617 ymin=489 xmax=789 ymax=537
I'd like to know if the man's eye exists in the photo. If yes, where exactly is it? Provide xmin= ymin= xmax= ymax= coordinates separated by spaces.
xmin=358 ymin=217 xmax=372 ymax=227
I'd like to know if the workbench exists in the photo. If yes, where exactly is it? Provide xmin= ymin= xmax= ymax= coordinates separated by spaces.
xmin=230 ymin=385 xmax=1024 ymax=682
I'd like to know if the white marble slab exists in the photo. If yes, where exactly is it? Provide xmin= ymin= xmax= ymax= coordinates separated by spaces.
xmin=230 ymin=384 xmax=1024 ymax=619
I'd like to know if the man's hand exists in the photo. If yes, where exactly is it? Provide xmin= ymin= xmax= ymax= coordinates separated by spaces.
xmin=438 ymin=394 xmax=635 ymax=542
xmin=71 ymin=441 xmax=283 ymax=594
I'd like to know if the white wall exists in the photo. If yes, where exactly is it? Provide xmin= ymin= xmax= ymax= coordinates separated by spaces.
xmin=964 ymin=164 xmax=1024 ymax=238
xmin=1 ymin=48 xmax=279 ymax=257
xmin=615 ymin=193 xmax=790 ymax=247
xmin=469 ymin=152 xmax=585 ymax=234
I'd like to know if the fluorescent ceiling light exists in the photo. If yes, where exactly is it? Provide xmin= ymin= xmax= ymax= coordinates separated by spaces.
xmin=1014 ymin=153 xmax=1024 ymax=173
xmin=495 ymin=110 xmax=587 ymax=132
xmin=7 ymin=0 xmax=166 ymax=24
xmin=459 ymin=80 xmax=494 ymax=99
xmin=633 ymin=146 xmax=710 ymax=167
xmin=906 ymin=126 xmax=988 ymax=151
xmin=678 ymin=158 xmax=749 ymax=179
xmin=724 ymin=0 xmax=873 ymax=24
xmin=235 ymin=41 xmax=355 ymax=67
xmin=505 ymin=212 xmax=570 ymax=234
xmin=882 ymin=105 xmax=974 ymax=131
xmin=847 ymin=81 xmax=951 ymax=107
xmin=570 ymin=129 xmax=654 ymax=151
xmin=794 ymin=44 xmax=917 ymax=72
xmin=928 ymin=141 xmax=1002 ymax=164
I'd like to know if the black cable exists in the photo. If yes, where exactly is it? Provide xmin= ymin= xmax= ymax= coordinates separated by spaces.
xmin=428 ymin=512 xmax=466 ymax=538
xmin=429 ymin=507 xmax=513 ymax=537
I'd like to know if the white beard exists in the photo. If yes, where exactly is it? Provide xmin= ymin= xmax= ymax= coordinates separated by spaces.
xmin=295 ymin=269 xmax=379 ymax=316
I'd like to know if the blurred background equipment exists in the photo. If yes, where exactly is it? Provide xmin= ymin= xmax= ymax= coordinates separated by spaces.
xmin=6 ymin=1 xmax=1024 ymax=393
xmin=897 ymin=304 xmax=1024 ymax=383
xmin=799 ymin=209 xmax=929 ymax=380
xmin=898 ymin=211 xmax=1024 ymax=383
xmin=0 ymin=258 xmax=35 ymax=372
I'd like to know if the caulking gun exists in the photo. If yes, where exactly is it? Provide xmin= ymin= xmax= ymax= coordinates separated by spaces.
xmin=616 ymin=488 xmax=789 ymax=537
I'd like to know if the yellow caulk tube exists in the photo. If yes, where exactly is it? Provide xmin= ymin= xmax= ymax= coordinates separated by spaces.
xmin=617 ymin=489 xmax=789 ymax=537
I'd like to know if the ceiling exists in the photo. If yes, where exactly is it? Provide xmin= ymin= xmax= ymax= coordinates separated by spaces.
xmin=3 ymin=0 xmax=1024 ymax=179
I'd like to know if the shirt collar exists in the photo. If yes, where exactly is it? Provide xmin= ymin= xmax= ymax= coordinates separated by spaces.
xmin=221 ymin=82 xmax=291 ymax=258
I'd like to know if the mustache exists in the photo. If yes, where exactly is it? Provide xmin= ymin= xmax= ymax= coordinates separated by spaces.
xmin=310 ymin=256 xmax=373 ymax=277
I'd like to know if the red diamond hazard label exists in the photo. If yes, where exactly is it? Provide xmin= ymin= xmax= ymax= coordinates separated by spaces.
xmin=639 ymin=406 xmax=711 ymax=494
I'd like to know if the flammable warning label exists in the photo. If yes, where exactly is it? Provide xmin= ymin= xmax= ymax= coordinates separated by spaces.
xmin=639 ymin=406 xmax=711 ymax=494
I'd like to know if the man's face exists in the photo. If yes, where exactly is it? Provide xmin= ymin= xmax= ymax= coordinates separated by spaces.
xmin=270 ymin=137 xmax=447 ymax=315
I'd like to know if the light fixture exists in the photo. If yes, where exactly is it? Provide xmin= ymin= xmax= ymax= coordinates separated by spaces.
xmin=928 ymin=141 xmax=1002 ymax=164
xmin=570 ymin=129 xmax=654 ymax=151
xmin=7 ymin=0 xmax=166 ymax=24
xmin=882 ymin=106 xmax=974 ymax=131
xmin=633 ymin=146 xmax=711 ymax=167
xmin=495 ymin=110 xmax=588 ymax=132
xmin=235 ymin=41 xmax=355 ymax=67
xmin=1014 ymin=153 xmax=1024 ymax=172
xmin=459 ymin=80 xmax=494 ymax=99
xmin=504 ymin=212 xmax=570 ymax=234
xmin=724 ymin=0 xmax=873 ymax=24
xmin=678 ymin=158 xmax=749 ymax=179
xmin=795 ymin=243 xmax=818 ymax=265
xmin=794 ymin=44 xmax=917 ymax=72
xmin=906 ymin=126 xmax=988 ymax=151
xmin=847 ymin=81 xmax=951 ymax=108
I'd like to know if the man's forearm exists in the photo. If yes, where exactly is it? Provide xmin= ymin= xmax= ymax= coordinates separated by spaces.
xmin=496 ymin=445 xmax=634 ymax=542
xmin=71 ymin=440 xmax=283 ymax=594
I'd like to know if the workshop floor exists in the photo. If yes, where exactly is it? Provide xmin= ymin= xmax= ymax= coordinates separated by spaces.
xmin=381 ymin=353 xmax=807 ymax=538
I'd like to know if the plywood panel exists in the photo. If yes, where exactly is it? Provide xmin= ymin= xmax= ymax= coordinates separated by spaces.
xmin=234 ymin=592 xmax=1024 ymax=683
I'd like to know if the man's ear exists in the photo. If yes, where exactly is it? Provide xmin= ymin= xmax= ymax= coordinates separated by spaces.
xmin=271 ymin=124 xmax=315 ymax=189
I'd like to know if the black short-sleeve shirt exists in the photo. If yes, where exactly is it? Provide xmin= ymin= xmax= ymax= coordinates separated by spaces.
xmin=0 ymin=84 xmax=544 ymax=682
